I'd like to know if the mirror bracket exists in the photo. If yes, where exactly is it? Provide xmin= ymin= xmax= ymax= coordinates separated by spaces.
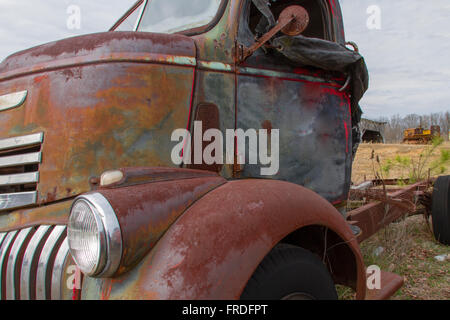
xmin=239 ymin=5 xmax=310 ymax=63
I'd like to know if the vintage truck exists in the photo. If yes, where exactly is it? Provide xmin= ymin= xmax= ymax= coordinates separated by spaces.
xmin=0 ymin=0 xmax=449 ymax=300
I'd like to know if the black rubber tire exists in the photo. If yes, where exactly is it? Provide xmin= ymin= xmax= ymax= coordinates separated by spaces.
xmin=432 ymin=175 xmax=450 ymax=245
xmin=240 ymin=244 xmax=338 ymax=300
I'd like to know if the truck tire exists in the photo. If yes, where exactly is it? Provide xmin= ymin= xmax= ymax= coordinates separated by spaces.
xmin=240 ymin=244 xmax=338 ymax=300
xmin=432 ymin=175 xmax=450 ymax=245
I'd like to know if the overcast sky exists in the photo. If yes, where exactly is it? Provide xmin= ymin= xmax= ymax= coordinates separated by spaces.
xmin=0 ymin=0 xmax=449 ymax=120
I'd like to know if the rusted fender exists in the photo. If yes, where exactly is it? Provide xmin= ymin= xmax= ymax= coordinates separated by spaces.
xmin=82 ymin=179 xmax=366 ymax=300
xmin=97 ymin=170 xmax=227 ymax=276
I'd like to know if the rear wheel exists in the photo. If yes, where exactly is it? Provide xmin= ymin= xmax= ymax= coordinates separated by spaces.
xmin=432 ymin=176 xmax=450 ymax=245
xmin=240 ymin=244 xmax=338 ymax=300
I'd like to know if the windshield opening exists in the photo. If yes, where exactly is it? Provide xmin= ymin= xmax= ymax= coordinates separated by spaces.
xmin=111 ymin=0 xmax=145 ymax=32
xmin=113 ymin=0 xmax=224 ymax=34
xmin=138 ymin=0 xmax=223 ymax=34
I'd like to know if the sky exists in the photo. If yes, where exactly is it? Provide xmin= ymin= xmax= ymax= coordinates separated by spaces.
xmin=340 ymin=0 xmax=450 ymax=119
xmin=0 ymin=0 xmax=136 ymax=59
xmin=0 ymin=0 xmax=449 ymax=119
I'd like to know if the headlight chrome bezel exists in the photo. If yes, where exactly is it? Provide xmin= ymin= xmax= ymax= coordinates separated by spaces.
xmin=68 ymin=193 xmax=122 ymax=278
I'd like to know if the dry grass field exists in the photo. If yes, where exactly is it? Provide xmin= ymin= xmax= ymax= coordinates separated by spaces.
xmin=338 ymin=142 xmax=450 ymax=300
xmin=352 ymin=141 xmax=450 ymax=184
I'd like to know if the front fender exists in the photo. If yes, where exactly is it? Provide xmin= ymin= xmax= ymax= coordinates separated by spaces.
xmin=82 ymin=179 xmax=366 ymax=300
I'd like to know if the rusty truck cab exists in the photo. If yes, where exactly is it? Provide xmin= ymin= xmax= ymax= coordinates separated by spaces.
xmin=112 ymin=0 xmax=353 ymax=204
xmin=0 ymin=0 xmax=376 ymax=300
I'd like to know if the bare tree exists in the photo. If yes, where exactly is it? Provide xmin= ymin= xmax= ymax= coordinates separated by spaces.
xmin=376 ymin=111 xmax=450 ymax=143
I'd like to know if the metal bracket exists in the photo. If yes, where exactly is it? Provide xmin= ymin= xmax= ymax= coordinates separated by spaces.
xmin=240 ymin=5 xmax=310 ymax=63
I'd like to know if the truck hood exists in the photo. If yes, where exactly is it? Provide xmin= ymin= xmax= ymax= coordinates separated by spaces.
xmin=0 ymin=32 xmax=196 ymax=77
xmin=0 ymin=32 xmax=196 ymax=211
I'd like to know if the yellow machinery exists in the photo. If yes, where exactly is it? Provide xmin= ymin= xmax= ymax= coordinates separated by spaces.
xmin=403 ymin=126 xmax=441 ymax=144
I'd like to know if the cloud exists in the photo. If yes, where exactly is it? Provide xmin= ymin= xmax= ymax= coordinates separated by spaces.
xmin=0 ymin=0 xmax=449 ymax=119
xmin=340 ymin=0 xmax=450 ymax=118
xmin=0 ymin=0 xmax=135 ymax=60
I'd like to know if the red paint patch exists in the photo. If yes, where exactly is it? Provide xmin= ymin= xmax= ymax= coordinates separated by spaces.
xmin=33 ymin=75 xmax=47 ymax=83
xmin=344 ymin=121 xmax=349 ymax=154
xmin=181 ymin=68 xmax=197 ymax=159
xmin=261 ymin=120 xmax=272 ymax=135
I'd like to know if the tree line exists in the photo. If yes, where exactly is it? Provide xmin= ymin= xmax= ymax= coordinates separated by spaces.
xmin=376 ymin=111 xmax=450 ymax=143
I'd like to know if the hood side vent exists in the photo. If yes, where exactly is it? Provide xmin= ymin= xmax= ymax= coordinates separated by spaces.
xmin=0 ymin=133 xmax=43 ymax=212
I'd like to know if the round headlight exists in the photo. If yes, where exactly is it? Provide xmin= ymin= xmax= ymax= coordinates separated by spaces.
xmin=68 ymin=193 xmax=122 ymax=277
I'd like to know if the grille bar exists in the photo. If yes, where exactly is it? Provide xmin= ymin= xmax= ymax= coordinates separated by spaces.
xmin=0 ymin=90 xmax=28 ymax=113
xmin=35 ymin=226 xmax=66 ymax=300
xmin=0 ymin=132 xmax=42 ymax=152
xmin=0 ymin=233 xmax=5 ymax=247
xmin=0 ymin=230 xmax=17 ymax=300
xmin=0 ymin=152 xmax=41 ymax=168
xmin=51 ymin=239 xmax=70 ymax=300
xmin=0 ymin=133 xmax=43 ymax=212
xmin=5 ymin=227 xmax=33 ymax=300
xmin=1 ymin=226 xmax=70 ymax=300
xmin=20 ymin=225 xmax=52 ymax=300
xmin=0 ymin=192 xmax=38 ymax=211
xmin=0 ymin=172 xmax=39 ymax=186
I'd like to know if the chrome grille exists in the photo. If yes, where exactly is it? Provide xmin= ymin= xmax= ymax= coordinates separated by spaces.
xmin=0 ymin=225 xmax=70 ymax=300
xmin=0 ymin=132 xmax=43 ymax=211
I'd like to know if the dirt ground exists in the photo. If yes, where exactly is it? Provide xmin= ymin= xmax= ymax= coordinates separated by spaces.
xmin=339 ymin=142 xmax=450 ymax=300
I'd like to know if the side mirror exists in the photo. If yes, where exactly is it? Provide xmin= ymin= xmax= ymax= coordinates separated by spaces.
xmin=240 ymin=5 xmax=310 ymax=62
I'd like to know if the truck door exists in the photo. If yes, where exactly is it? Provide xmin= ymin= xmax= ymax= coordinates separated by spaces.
xmin=236 ymin=0 xmax=352 ymax=204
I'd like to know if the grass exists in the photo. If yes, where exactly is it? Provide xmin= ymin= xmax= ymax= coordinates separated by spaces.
xmin=338 ymin=215 xmax=450 ymax=300
xmin=338 ymin=142 xmax=450 ymax=300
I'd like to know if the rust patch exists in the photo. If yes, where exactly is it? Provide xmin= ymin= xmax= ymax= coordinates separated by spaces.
xmin=45 ymin=187 xmax=58 ymax=203
xmin=261 ymin=120 xmax=272 ymax=135
xmin=0 ymin=200 xmax=72 ymax=233
xmin=0 ymin=32 xmax=196 ymax=74
xmin=0 ymin=52 xmax=196 ymax=206
xmin=100 ymin=167 xmax=219 ymax=189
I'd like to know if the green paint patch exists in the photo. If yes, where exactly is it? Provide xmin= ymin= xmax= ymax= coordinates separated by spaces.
xmin=9 ymin=123 xmax=39 ymax=135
